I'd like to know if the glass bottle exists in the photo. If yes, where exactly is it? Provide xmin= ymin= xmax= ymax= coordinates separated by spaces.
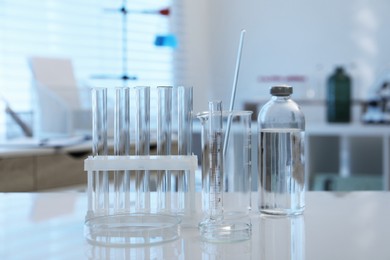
xmin=257 ymin=85 xmax=305 ymax=215
xmin=326 ymin=66 xmax=352 ymax=123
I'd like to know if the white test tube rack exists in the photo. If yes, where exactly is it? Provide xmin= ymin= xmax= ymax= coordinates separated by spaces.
xmin=84 ymin=86 xmax=196 ymax=246
xmin=84 ymin=155 xmax=197 ymax=246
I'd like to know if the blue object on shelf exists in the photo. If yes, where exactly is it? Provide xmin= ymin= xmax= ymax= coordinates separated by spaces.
xmin=154 ymin=34 xmax=178 ymax=48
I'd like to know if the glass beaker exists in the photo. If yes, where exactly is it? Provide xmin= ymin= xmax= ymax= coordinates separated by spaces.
xmin=197 ymin=109 xmax=252 ymax=242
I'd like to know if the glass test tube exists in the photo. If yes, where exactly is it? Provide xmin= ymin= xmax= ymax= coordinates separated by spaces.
xmin=157 ymin=86 xmax=173 ymax=211
xmin=114 ymin=87 xmax=130 ymax=213
xmin=178 ymin=86 xmax=193 ymax=156
xmin=135 ymin=86 xmax=151 ymax=212
xmin=208 ymin=101 xmax=224 ymax=220
xmin=177 ymin=86 xmax=193 ymax=211
xmin=91 ymin=87 xmax=108 ymax=216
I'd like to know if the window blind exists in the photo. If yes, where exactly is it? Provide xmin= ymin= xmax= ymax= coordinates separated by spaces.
xmin=0 ymin=0 xmax=174 ymax=139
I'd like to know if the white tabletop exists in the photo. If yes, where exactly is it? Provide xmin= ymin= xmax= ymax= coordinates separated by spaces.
xmin=0 ymin=191 xmax=389 ymax=260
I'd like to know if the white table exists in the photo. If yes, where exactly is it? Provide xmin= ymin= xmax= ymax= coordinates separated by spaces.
xmin=0 ymin=191 xmax=389 ymax=259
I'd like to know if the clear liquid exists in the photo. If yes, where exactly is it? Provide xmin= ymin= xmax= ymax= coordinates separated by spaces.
xmin=258 ymin=129 xmax=305 ymax=215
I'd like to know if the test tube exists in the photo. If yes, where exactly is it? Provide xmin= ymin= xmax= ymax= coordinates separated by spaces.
xmin=157 ymin=86 xmax=173 ymax=211
xmin=177 ymin=86 xmax=193 ymax=211
xmin=114 ymin=87 xmax=130 ymax=213
xmin=91 ymin=87 xmax=108 ymax=216
xmin=208 ymin=100 xmax=224 ymax=220
xmin=135 ymin=86 xmax=151 ymax=212
xmin=177 ymin=86 xmax=193 ymax=156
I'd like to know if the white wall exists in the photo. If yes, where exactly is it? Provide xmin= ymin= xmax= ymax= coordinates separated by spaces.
xmin=181 ymin=0 xmax=390 ymax=116
xmin=173 ymin=0 xmax=212 ymax=113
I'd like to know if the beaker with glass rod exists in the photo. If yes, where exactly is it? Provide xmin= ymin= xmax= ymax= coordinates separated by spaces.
xmin=198 ymin=101 xmax=252 ymax=242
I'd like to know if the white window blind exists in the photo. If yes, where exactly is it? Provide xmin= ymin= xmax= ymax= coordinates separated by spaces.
xmin=0 ymin=0 xmax=175 ymax=139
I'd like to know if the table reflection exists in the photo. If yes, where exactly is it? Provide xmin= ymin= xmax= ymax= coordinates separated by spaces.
xmin=86 ymin=237 xmax=185 ymax=259
xmin=259 ymin=215 xmax=305 ymax=260
xmin=200 ymin=238 xmax=252 ymax=260
xmin=85 ymin=215 xmax=305 ymax=260
xmin=2 ymin=192 xmax=388 ymax=259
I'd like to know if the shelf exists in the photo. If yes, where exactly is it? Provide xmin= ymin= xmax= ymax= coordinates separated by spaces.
xmin=306 ymin=123 xmax=390 ymax=136
xmin=305 ymin=124 xmax=390 ymax=191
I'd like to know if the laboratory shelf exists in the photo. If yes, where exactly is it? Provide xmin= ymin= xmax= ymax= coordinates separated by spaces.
xmin=305 ymin=123 xmax=390 ymax=191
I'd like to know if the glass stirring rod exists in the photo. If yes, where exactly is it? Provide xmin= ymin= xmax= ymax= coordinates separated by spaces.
xmin=208 ymin=101 xmax=224 ymax=221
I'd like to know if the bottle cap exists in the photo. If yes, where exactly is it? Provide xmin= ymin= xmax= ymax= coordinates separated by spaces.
xmin=270 ymin=85 xmax=293 ymax=96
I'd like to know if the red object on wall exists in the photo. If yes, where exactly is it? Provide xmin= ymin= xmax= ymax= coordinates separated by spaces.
xmin=159 ymin=8 xmax=170 ymax=16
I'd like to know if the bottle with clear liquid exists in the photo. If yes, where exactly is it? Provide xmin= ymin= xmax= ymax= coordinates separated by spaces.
xmin=257 ymin=85 xmax=305 ymax=215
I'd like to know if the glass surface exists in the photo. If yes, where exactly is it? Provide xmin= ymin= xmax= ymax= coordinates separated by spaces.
xmin=3 ymin=192 xmax=390 ymax=259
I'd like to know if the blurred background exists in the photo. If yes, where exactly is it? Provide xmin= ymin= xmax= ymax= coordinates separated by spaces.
xmin=0 ymin=0 xmax=389 ymax=192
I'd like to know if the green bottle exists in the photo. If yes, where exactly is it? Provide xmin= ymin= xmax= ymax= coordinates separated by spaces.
xmin=326 ymin=66 xmax=351 ymax=122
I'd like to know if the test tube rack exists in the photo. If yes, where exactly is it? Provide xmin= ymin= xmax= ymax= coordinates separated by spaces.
xmin=84 ymin=155 xmax=197 ymax=246
xmin=84 ymin=86 xmax=196 ymax=246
